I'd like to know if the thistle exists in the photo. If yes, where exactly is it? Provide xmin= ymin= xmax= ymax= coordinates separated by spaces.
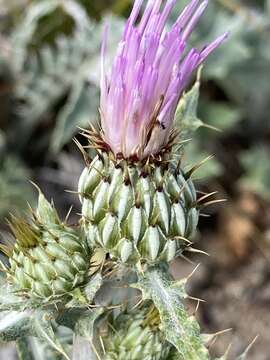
xmin=79 ymin=0 xmax=228 ymax=264
xmin=0 ymin=2 xmax=252 ymax=359
xmin=3 ymin=191 xmax=90 ymax=301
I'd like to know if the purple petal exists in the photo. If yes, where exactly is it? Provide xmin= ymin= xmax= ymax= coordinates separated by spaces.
xmin=199 ymin=31 xmax=229 ymax=62
xmin=100 ymin=0 xmax=228 ymax=158
xmin=182 ymin=0 xmax=208 ymax=41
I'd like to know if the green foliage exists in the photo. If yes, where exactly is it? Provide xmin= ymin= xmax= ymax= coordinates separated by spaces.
xmin=173 ymin=70 xmax=222 ymax=178
xmin=239 ymin=146 xmax=270 ymax=199
xmin=0 ymin=1 xmax=268 ymax=359
xmin=135 ymin=265 xmax=210 ymax=360
xmin=172 ymin=0 xmax=270 ymax=187
xmin=0 ymin=156 xmax=34 ymax=218
xmin=0 ymin=270 xmax=104 ymax=358
xmin=0 ymin=0 xmax=124 ymax=224
xmin=17 ymin=328 xmax=72 ymax=360
xmin=8 ymin=1 xmax=124 ymax=152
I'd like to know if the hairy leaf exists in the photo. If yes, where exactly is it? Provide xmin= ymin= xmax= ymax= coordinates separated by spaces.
xmin=174 ymin=69 xmax=204 ymax=139
xmin=33 ymin=312 xmax=71 ymax=360
xmin=50 ymin=82 xmax=99 ymax=153
xmin=0 ymin=156 xmax=34 ymax=218
xmin=135 ymin=266 xmax=210 ymax=360
xmin=0 ymin=310 xmax=33 ymax=342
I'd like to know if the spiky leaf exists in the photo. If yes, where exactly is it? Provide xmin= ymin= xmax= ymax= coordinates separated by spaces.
xmin=174 ymin=68 xmax=204 ymax=140
xmin=134 ymin=265 xmax=210 ymax=360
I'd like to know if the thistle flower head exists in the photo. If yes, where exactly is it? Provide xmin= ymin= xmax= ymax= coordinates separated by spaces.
xmin=100 ymin=0 xmax=228 ymax=159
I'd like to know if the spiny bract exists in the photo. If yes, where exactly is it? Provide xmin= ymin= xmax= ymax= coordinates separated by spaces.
xmin=101 ymin=305 xmax=172 ymax=360
xmin=6 ymin=192 xmax=90 ymax=300
xmin=78 ymin=146 xmax=199 ymax=264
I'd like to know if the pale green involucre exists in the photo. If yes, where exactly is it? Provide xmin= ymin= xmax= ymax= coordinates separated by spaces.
xmin=78 ymin=152 xmax=199 ymax=264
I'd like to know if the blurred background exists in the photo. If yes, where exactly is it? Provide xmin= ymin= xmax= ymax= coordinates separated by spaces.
xmin=0 ymin=0 xmax=269 ymax=358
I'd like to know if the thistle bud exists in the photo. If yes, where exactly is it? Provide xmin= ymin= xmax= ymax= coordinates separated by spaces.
xmin=100 ymin=306 xmax=172 ymax=359
xmin=7 ymin=192 xmax=90 ymax=301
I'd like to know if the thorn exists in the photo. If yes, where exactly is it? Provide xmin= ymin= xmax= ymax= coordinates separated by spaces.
xmin=196 ymin=190 xmax=208 ymax=195
xmin=188 ymin=295 xmax=206 ymax=304
xmin=186 ymin=247 xmax=210 ymax=256
xmin=29 ymin=180 xmax=42 ymax=193
xmin=90 ymin=338 xmax=102 ymax=360
xmin=204 ymin=328 xmax=233 ymax=349
xmin=200 ymin=198 xmax=227 ymax=209
xmin=196 ymin=191 xmax=218 ymax=204
xmin=136 ymin=260 xmax=144 ymax=275
xmin=173 ymin=236 xmax=193 ymax=245
xmin=199 ymin=213 xmax=211 ymax=218
xmin=176 ymin=182 xmax=188 ymax=198
xmin=131 ymin=297 xmax=144 ymax=311
xmin=99 ymin=335 xmax=106 ymax=355
xmin=179 ymin=253 xmax=195 ymax=265
xmin=241 ymin=336 xmax=259 ymax=357
xmin=194 ymin=299 xmax=200 ymax=314
xmin=186 ymin=263 xmax=201 ymax=281
xmin=65 ymin=189 xmax=81 ymax=195
xmin=0 ymin=260 xmax=9 ymax=272
xmin=73 ymin=137 xmax=91 ymax=165
xmin=185 ymin=155 xmax=215 ymax=179
xmin=150 ymin=213 xmax=160 ymax=227
xmin=223 ymin=343 xmax=232 ymax=357
xmin=202 ymin=122 xmax=221 ymax=132
xmin=64 ymin=206 xmax=73 ymax=224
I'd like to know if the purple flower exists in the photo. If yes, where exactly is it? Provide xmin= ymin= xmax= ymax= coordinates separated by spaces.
xmin=100 ymin=0 xmax=228 ymax=159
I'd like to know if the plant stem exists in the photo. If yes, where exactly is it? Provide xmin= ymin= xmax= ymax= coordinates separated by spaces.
xmin=16 ymin=337 xmax=34 ymax=360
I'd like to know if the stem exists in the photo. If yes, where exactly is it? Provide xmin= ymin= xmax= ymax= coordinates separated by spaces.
xmin=16 ymin=337 xmax=34 ymax=360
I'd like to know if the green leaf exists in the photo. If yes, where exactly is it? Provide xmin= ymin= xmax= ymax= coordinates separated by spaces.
xmin=72 ymin=336 xmax=96 ymax=360
xmin=10 ymin=0 xmax=91 ymax=72
xmin=74 ymin=308 xmax=103 ymax=339
xmin=174 ymin=69 xmax=204 ymax=139
xmin=33 ymin=312 xmax=71 ymax=360
xmin=28 ymin=326 xmax=73 ymax=360
xmin=57 ymin=306 xmax=104 ymax=358
xmin=10 ymin=0 xmax=60 ymax=72
xmin=134 ymin=266 xmax=210 ymax=360
xmin=0 ymin=156 xmax=34 ymax=218
xmin=239 ymin=146 xmax=270 ymax=199
xmin=25 ymin=336 xmax=67 ymax=360
xmin=50 ymin=82 xmax=99 ymax=154
xmin=73 ymin=309 xmax=104 ymax=360
xmin=0 ymin=278 xmax=34 ymax=312
xmin=199 ymin=101 xmax=242 ymax=132
xmin=84 ymin=273 xmax=103 ymax=303
xmin=0 ymin=310 xmax=33 ymax=342
xmin=15 ymin=12 xmax=124 ymax=150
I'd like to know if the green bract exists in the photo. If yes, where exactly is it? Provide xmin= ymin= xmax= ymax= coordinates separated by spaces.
xmin=78 ymin=151 xmax=199 ymax=264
